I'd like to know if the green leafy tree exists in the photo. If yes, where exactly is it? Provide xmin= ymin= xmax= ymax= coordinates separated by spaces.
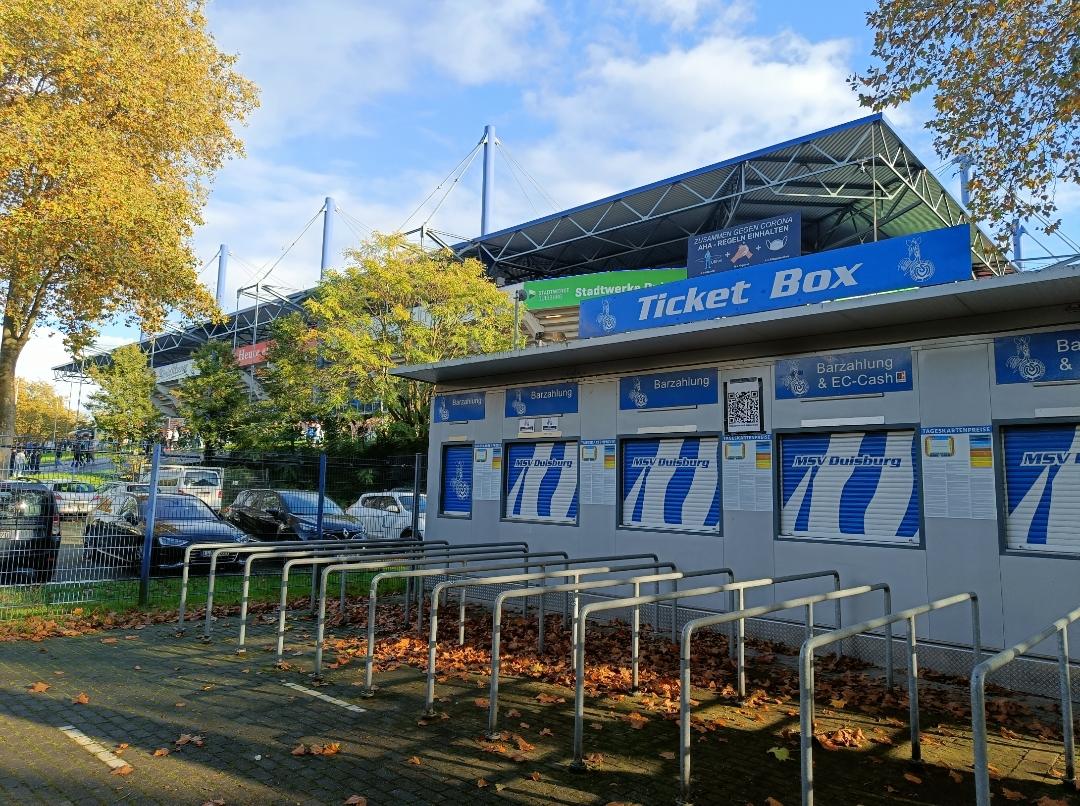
xmin=176 ymin=341 xmax=250 ymax=460
xmin=14 ymin=378 xmax=78 ymax=442
xmin=265 ymin=233 xmax=515 ymax=445
xmin=87 ymin=344 xmax=158 ymax=446
xmin=0 ymin=0 xmax=258 ymax=462
xmin=852 ymin=1 xmax=1079 ymax=242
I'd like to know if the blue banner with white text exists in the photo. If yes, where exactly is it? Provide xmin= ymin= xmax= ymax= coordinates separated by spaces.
xmin=619 ymin=368 xmax=718 ymax=410
xmin=688 ymin=212 xmax=800 ymax=276
xmin=504 ymin=383 xmax=579 ymax=417
xmin=775 ymin=348 xmax=913 ymax=399
xmin=993 ymin=329 xmax=1080 ymax=385
xmin=433 ymin=392 xmax=486 ymax=422
xmin=579 ymin=225 xmax=972 ymax=339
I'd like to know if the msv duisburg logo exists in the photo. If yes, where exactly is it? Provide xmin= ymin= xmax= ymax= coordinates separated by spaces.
xmin=511 ymin=390 xmax=528 ymax=416
xmin=783 ymin=360 xmax=809 ymax=397
xmin=437 ymin=399 xmax=450 ymax=422
xmin=1006 ymin=335 xmax=1046 ymax=381
xmin=596 ymin=299 xmax=617 ymax=333
xmin=451 ymin=463 xmax=471 ymax=500
xmin=628 ymin=378 xmax=649 ymax=408
xmin=898 ymin=236 xmax=936 ymax=282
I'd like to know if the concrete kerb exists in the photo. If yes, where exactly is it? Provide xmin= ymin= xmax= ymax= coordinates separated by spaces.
xmin=676 ymin=582 xmax=895 ymax=806
xmin=421 ymin=561 xmax=677 ymax=716
xmin=306 ymin=549 xmax=574 ymax=675
xmin=797 ymin=592 xmax=981 ymax=806
xmin=971 ymin=603 xmax=1080 ymax=806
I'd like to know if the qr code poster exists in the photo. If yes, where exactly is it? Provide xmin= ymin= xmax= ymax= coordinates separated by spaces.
xmin=725 ymin=378 xmax=764 ymax=434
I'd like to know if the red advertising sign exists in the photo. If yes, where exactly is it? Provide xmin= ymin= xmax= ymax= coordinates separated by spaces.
xmin=234 ymin=340 xmax=272 ymax=367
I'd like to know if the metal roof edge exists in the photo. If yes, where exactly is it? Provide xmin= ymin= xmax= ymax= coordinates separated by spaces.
xmin=452 ymin=113 xmax=888 ymax=250
xmin=393 ymin=265 xmax=1080 ymax=384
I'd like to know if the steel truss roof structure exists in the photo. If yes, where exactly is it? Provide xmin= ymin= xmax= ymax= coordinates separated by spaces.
xmin=453 ymin=114 xmax=1006 ymax=283
xmin=53 ymin=286 xmax=310 ymax=381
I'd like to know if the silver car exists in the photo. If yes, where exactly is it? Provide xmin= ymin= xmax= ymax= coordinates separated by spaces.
xmin=40 ymin=479 xmax=97 ymax=518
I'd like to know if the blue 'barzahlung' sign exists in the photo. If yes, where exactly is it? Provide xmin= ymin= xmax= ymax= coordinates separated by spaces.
xmin=580 ymin=224 xmax=972 ymax=339
xmin=619 ymin=367 xmax=718 ymax=410
xmin=993 ymin=329 xmax=1080 ymax=385
xmin=775 ymin=347 xmax=913 ymax=399
xmin=688 ymin=213 xmax=800 ymax=277
xmin=504 ymin=382 xmax=579 ymax=417
xmin=433 ymin=392 xmax=486 ymax=422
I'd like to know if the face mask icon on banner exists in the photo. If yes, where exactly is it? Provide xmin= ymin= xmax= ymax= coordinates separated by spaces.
xmin=898 ymin=237 xmax=936 ymax=281
xmin=766 ymin=235 xmax=788 ymax=251
xmin=1006 ymin=336 xmax=1046 ymax=381
xmin=629 ymin=378 xmax=649 ymax=408
xmin=597 ymin=299 xmax=617 ymax=333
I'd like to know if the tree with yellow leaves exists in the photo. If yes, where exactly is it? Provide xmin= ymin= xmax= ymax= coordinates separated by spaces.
xmin=0 ymin=1 xmax=258 ymax=453
xmin=264 ymin=234 xmax=515 ymax=445
xmin=13 ymin=378 xmax=78 ymax=442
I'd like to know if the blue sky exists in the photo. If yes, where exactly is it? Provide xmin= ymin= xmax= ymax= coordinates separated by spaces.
xmin=25 ymin=0 xmax=1079 ymax=395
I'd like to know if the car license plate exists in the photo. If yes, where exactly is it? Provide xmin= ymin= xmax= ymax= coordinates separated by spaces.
xmin=197 ymin=550 xmax=211 ymax=559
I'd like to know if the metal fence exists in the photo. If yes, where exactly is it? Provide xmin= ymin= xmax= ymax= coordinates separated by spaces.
xmin=0 ymin=436 xmax=427 ymax=620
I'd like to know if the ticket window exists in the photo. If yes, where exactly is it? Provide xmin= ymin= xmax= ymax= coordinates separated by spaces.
xmin=620 ymin=436 xmax=720 ymax=532
xmin=779 ymin=430 xmax=920 ymax=544
xmin=504 ymin=441 xmax=579 ymax=523
xmin=1001 ymin=423 xmax=1080 ymax=554
xmin=440 ymin=444 xmax=473 ymax=518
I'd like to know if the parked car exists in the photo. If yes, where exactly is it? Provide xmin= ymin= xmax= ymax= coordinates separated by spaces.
xmin=222 ymin=489 xmax=366 ymax=541
xmin=346 ymin=491 xmax=426 ymax=540
xmin=140 ymin=465 xmax=224 ymax=511
xmin=83 ymin=492 xmax=252 ymax=573
xmin=0 ymin=481 xmax=61 ymax=583
xmin=39 ymin=478 xmax=97 ymax=518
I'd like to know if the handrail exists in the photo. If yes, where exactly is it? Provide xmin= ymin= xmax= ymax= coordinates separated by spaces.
xmin=971 ymin=604 xmax=1080 ymax=804
xmin=798 ymin=592 xmax=981 ymax=806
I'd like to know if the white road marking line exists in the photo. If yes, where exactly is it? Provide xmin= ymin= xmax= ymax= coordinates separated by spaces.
xmin=57 ymin=725 xmax=131 ymax=771
xmin=281 ymin=681 xmax=366 ymax=713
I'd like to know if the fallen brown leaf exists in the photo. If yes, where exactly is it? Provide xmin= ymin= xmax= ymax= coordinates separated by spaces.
xmin=903 ymin=772 xmax=922 ymax=785
xmin=948 ymin=770 xmax=962 ymax=783
xmin=28 ymin=681 xmax=50 ymax=693
xmin=473 ymin=697 xmax=489 ymax=708
xmin=343 ymin=798 xmax=366 ymax=806
xmin=507 ymin=709 xmax=521 ymax=718
xmin=528 ymin=771 xmax=541 ymax=782
xmin=406 ymin=756 xmax=422 ymax=765
xmin=111 ymin=765 xmax=133 ymax=776
xmin=153 ymin=748 xmax=169 ymax=757
xmin=659 ymin=750 xmax=676 ymax=760
xmin=1034 ymin=798 xmax=1070 ymax=806
xmin=72 ymin=692 xmax=90 ymax=704
xmin=291 ymin=744 xmax=307 ymax=756
xmin=1001 ymin=788 xmax=1024 ymax=801
xmin=101 ymin=637 xmax=118 ymax=645
xmin=476 ymin=779 xmax=489 ymax=789
xmin=765 ymin=798 xmax=785 ymax=806
xmin=539 ymin=727 xmax=553 ymax=737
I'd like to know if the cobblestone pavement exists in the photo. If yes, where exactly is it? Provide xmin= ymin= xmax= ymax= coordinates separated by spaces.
xmin=1 ymin=608 xmax=1077 ymax=806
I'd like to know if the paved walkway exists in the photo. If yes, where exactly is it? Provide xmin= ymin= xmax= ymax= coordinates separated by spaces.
xmin=0 ymin=608 xmax=1076 ymax=805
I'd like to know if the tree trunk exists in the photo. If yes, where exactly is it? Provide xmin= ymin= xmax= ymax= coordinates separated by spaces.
xmin=0 ymin=334 xmax=24 ymax=477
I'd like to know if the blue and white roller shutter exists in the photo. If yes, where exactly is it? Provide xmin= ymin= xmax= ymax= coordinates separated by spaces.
xmin=1002 ymin=424 xmax=1080 ymax=553
xmin=505 ymin=441 xmax=579 ymax=522
xmin=441 ymin=444 xmax=473 ymax=516
xmin=780 ymin=430 xmax=919 ymax=543
xmin=621 ymin=437 xmax=720 ymax=531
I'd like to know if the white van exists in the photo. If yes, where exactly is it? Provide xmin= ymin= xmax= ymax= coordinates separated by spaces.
xmin=143 ymin=465 xmax=225 ymax=511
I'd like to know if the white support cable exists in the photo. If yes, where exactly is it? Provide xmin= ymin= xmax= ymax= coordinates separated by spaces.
xmin=334 ymin=205 xmax=374 ymax=236
xmin=337 ymin=215 xmax=370 ymax=246
xmin=418 ymin=144 xmax=484 ymax=230
xmin=224 ymin=251 xmax=260 ymax=282
xmin=397 ymin=141 xmax=484 ymax=232
xmin=496 ymin=140 xmax=560 ymax=212
xmin=497 ymin=142 xmax=541 ymax=218
xmin=1031 ymin=210 xmax=1080 ymax=254
xmin=252 ymin=208 xmax=323 ymax=284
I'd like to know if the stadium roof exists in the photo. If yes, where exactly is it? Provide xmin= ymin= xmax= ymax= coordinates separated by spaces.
xmin=453 ymin=113 xmax=1005 ymax=282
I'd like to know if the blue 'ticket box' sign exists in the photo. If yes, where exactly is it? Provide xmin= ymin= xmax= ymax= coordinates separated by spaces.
xmin=580 ymin=224 xmax=972 ymax=339
xmin=688 ymin=212 xmax=801 ymax=277
xmin=619 ymin=368 xmax=718 ymax=410
xmin=433 ymin=392 xmax=486 ymax=422
xmin=775 ymin=347 xmax=914 ymax=399
xmin=993 ymin=329 xmax=1080 ymax=384
xmin=504 ymin=382 xmax=579 ymax=417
